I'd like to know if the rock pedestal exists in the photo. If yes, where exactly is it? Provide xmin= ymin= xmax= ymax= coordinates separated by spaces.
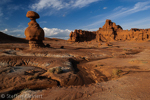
xmin=25 ymin=11 xmax=45 ymax=49
xmin=29 ymin=40 xmax=44 ymax=49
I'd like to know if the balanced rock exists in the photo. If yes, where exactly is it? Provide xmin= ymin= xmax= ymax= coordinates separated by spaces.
xmin=25 ymin=11 xmax=45 ymax=49
xmin=26 ymin=11 xmax=40 ymax=19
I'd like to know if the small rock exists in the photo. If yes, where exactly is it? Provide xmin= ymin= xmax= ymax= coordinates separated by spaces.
xmin=60 ymin=46 xmax=64 ymax=49
xmin=45 ymin=44 xmax=50 ymax=47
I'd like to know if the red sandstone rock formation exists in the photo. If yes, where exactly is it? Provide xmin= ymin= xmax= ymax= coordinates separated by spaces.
xmin=25 ymin=11 xmax=45 ymax=49
xmin=68 ymin=19 xmax=150 ymax=42
xmin=68 ymin=29 xmax=96 ymax=42
xmin=96 ymin=19 xmax=123 ymax=42
xmin=115 ymin=28 xmax=150 ymax=41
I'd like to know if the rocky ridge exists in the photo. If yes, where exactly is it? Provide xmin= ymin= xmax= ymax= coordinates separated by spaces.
xmin=68 ymin=19 xmax=150 ymax=42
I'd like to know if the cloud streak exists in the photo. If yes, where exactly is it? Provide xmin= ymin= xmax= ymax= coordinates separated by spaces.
xmin=111 ymin=1 xmax=150 ymax=19
xmin=30 ymin=0 xmax=100 ymax=12
xmin=86 ymin=1 xmax=150 ymax=28
xmin=121 ymin=17 xmax=150 ymax=29
xmin=0 ymin=28 xmax=25 ymax=37
xmin=103 ymin=7 xmax=107 ymax=9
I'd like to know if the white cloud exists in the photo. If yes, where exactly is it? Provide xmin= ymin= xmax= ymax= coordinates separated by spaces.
xmin=1 ymin=28 xmax=24 ymax=34
xmin=0 ymin=27 xmax=72 ymax=39
xmin=111 ymin=1 xmax=150 ymax=18
xmin=119 ymin=0 xmax=148 ymax=2
xmin=72 ymin=0 xmax=99 ymax=8
xmin=103 ymin=7 xmax=107 ymax=9
xmin=10 ymin=29 xmax=24 ymax=33
xmin=0 ymin=28 xmax=25 ymax=37
xmin=86 ymin=1 xmax=150 ymax=28
xmin=113 ymin=6 xmax=123 ymax=11
xmin=30 ymin=0 xmax=100 ymax=11
xmin=1 ymin=29 xmax=8 ymax=32
xmin=43 ymin=27 xmax=72 ymax=38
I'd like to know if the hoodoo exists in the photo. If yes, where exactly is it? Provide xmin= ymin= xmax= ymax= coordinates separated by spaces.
xmin=25 ymin=11 xmax=45 ymax=49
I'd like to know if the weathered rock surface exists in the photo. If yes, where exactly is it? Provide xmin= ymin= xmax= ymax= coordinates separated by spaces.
xmin=26 ymin=11 xmax=40 ymax=19
xmin=68 ymin=19 xmax=150 ymax=42
xmin=1 ymin=35 xmax=150 ymax=100
xmin=68 ymin=29 xmax=96 ymax=42
xmin=25 ymin=11 xmax=45 ymax=49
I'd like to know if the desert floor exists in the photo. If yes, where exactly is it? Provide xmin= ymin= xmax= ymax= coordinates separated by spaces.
xmin=0 ymin=39 xmax=150 ymax=100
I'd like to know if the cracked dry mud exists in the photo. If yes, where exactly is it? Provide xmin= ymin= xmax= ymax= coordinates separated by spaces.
xmin=0 ymin=38 xmax=150 ymax=100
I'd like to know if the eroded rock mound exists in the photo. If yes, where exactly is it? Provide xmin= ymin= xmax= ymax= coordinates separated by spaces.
xmin=68 ymin=19 xmax=150 ymax=42
xmin=25 ymin=11 xmax=45 ymax=49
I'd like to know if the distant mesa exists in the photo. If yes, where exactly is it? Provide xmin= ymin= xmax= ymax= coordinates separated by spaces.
xmin=68 ymin=19 xmax=150 ymax=42
xmin=25 ymin=11 xmax=45 ymax=49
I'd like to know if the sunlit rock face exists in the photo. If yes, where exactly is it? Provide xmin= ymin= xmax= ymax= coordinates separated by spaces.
xmin=25 ymin=11 xmax=45 ymax=49
xmin=68 ymin=19 xmax=150 ymax=42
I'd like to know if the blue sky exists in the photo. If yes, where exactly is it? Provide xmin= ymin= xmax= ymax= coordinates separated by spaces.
xmin=0 ymin=0 xmax=150 ymax=39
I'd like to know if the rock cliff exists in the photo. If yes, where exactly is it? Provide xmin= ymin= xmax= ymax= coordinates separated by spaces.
xmin=68 ymin=29 xmax=96 ymax=42
xmin=68 ymin=19 xmax=150 ymax=42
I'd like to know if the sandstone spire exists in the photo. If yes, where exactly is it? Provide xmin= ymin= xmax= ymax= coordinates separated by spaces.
xmin=25 ymin=11 xmax=45 ymax=49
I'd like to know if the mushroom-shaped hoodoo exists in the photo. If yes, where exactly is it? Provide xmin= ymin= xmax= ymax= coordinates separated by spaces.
xmin=25 ymin=11 xmax=45 ymax=49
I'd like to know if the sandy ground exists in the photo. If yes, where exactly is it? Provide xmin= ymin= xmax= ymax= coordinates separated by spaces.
xmin=0 ymin=38 xmax=150 ymax=100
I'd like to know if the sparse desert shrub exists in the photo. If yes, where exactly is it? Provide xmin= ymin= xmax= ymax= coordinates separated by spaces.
xmin=112 ymin=69 xmax=122 ymax=77
xmin=20 ymin=88 xmax=29 ymax=93
xmin=48 ymin=67 xmax=63 ymax=74
xmin=142 ymin=61 xmax=148 ymax=64
xmin=27 ymin=76 xmax=33 ymax=80
xmin=27 ymin=73 xmax=39 ymax=80
xmin=55 ymin=67 xmax=63 ymax=74
xmin=48 ymin=68 xmax=55 ymax=73
xmin=33 ymin=73 xmax=40 ymax=79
